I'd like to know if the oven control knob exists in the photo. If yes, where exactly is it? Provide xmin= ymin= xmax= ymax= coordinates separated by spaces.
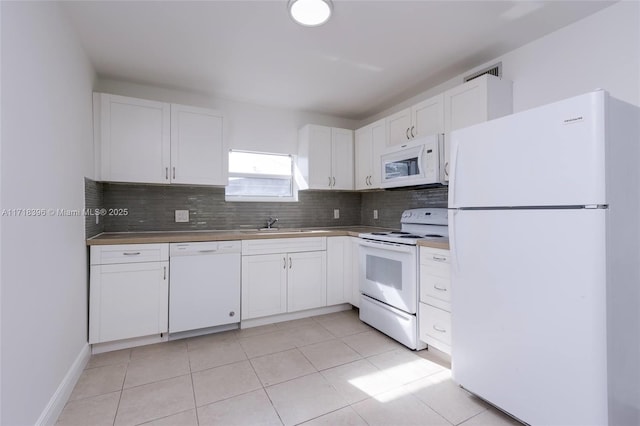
xmin=402 ymin=211 xmax=412 ymax=218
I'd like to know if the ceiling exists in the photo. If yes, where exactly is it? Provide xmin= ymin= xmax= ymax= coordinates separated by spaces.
xmin=61 ymin=1 xmax=615 ymax=120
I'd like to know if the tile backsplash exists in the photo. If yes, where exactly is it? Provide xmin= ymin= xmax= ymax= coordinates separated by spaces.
xmin=84 ymin=178 xmax=104 ymax=238
xmin=85 ymin=181 xmax=449 ymax=236
xmin=361 ymin=186 xmax=448 ymax=228
xmin=100 ymin=183 xmax=362 ymax=232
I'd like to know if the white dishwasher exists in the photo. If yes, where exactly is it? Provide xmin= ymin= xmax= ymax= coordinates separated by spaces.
xmin=169 ymin=241 xmax=241 ymax=334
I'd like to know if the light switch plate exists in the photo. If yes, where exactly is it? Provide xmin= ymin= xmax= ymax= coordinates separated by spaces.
xmin=333 ymin=209 xmax=340 ymax=219
xmin=175 ymin=210 xmax=189 ymax=223
xmin=373 ymin=210 xmax=378 ymax=219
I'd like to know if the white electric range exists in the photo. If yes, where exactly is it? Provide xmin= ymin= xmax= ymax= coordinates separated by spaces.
xmin=357 ymin=208 xmax=448 ymax=349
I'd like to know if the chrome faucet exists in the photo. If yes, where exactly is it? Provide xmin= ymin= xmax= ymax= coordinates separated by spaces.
xmin=266 ymin=217 xmax=279 ymax=229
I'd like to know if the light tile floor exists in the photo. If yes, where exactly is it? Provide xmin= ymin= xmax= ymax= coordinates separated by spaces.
xmin=57 ymin=309 xmax=522 ymax=426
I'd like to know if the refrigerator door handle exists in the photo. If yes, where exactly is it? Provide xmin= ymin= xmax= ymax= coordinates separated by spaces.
xmin=449 ymin=210 xmax=459 ymax=273
xmin=450 ymin=143 xmax=460 ymax=207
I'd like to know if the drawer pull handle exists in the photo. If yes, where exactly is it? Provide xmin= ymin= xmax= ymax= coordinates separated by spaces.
xmin=123 ymin=252 xmax=141 ymax=256
xmin=163 ymin=266 xmax=167 ymax=280
xmin=198 ymin=249 xmax=217 ymax=253
xmin=289 ymin=257 xmax=292 ymax=269
xmin=432 ymin=256 xmax=448 ymax=262
xmin=283 ymin=257 xmax=287 ymax=269
xmin=434 ymin=285 xmax=447 ymax=292
xmin=433 ymin=325 xmax=447 ymax=333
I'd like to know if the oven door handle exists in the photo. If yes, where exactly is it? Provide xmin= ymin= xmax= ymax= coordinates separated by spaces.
xmin=358 ymin=238 xmax=416 ymax=253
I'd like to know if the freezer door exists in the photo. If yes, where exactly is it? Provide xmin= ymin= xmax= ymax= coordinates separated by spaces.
xmin=449 ymin=208 xmax=608 ymax=425
xmin=449 ymin=91 xmax=606 ymax=208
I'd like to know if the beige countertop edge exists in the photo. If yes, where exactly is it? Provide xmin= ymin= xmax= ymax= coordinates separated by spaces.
xmin=417 ymin=239 xmax=450 ymax=250
xmin=86 ymin=227 xmax=393 ymax=246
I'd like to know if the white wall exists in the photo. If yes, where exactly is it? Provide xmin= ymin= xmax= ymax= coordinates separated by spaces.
xmin=360 ymin=1 xmax=640 ymax=126
xmin=0 ymin=2 xmax=95 ymax=425
xmin=95 ymin=79 xmax=360 ymax=155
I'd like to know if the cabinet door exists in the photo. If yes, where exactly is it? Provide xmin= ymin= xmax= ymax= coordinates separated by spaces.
xmin=331 ymin=128 xmax=354 ymax=190
xmin=305 ymin=125 xmax=333 ymax=189
xmin=444 ymin=78 xmax=489 ymax=134
xmin=170 ymin=104 xmax=227 ymax=186
xmin=412 ymin=94 xmax=444 ymax=138
xmin=327 ymin=237 xmax=347 ymax=305
xmin=355 ymin=127 xmax=372 ymax=190
xmin=287 ymin=251 xmax=327 ymax=312
xmin=89 ymin=261 xmax=169 ymax=343
xmin=97 ymin=94 xmax=170 ymax=184
xmin=386 ymin=108 xmax=412 ymax=146
xmin=241 ymin=254 xmax=287 ymax=320
xmin=369 ymin=119 xmax=386 ymax=188
xmin=356 ymin=119 xmax=386 ymax=190
xmin=349 ymin=237 xmax=362 ymax=307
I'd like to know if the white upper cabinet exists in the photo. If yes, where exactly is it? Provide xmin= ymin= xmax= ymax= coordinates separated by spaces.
xmin=170 ymin=104 xmax=226 ymax=185
xmin=443 ymin=74 xmax=513 ymax=133
xmin=387 ymin=94 xmax=444 ymax=146
xmin=95 ymin=94 xmax=170 ymax=184
xmin=413 ymin=94 xmax=445 ymax=138
xmin=355 ymin=118 xmax=386 ymax=190
xmin=94 ymin=93 xmax=227 ymax=186
xmin=442 ymin=74 xmax=513 ymax=181
xmin=297 ymin=124 xmax=354 ymax=190
xmin=331 ymin=128 xmax=355 ymax=190
xmin=386 ymin=108 xmax=412 ymax=146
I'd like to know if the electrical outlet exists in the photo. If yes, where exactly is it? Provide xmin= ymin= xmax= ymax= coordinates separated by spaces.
xmin=175 ymin=210 xmax=189 ymax=223
xmin=333 ymin=209 xmax=340 ymax=219
xmin=373 ymin=209 xmax=378 ymax=219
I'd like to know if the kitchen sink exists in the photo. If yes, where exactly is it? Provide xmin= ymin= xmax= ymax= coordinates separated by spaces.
xmin=238 ymin=228 xmax=330 ymax=235
xmin=257 ymin=228 xmax=303 ymax=232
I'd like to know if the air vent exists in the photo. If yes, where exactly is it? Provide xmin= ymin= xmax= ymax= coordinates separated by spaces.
xmin=464 ymin=62 xmax=502 ymax=82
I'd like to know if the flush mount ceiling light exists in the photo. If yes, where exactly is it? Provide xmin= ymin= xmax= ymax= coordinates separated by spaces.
xmin=288 ymin=0 xmax=333 ymax=27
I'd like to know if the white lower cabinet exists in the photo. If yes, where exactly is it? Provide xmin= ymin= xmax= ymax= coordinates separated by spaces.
xmin=288 ymin=251 xmax=327 ymax=312
xmin=419 ymin=246 xmax=452 ymax=354
xmin=89 ymin=244 xmax=169 ymax=344
xmin=241 ymin=237 xmax=327 ymax=320
xmin=327 ymin=236 xmax=351 ymax=305
xmin=241 ymin=254 xmax=288 ymax=319
xmin=349 ymin=237 xmax=362 ymax=307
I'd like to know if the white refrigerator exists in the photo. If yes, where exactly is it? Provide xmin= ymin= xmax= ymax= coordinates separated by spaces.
xmin=448 ymin=90 xmax=639 ymax=425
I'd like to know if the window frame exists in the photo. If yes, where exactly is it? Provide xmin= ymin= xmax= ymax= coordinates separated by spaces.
xmin=225 ymin=149 xmax=298 ymax=203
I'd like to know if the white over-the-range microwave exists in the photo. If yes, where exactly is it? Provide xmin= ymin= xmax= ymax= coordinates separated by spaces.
xmin=380 ymin=133 xmax=447 ymax=188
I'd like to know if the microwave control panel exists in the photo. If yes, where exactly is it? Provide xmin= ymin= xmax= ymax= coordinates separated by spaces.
xmin=424 ymin=147 xmax=437 ymax=181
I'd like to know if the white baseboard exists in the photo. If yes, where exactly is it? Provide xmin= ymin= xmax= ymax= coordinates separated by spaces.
xmin=91 ymin=333 xmax=168 ymax=354
xmin=35 ymin=343 xmax=90 ymax=426
xmin=241 ymin=303 xmax=353 ymax=329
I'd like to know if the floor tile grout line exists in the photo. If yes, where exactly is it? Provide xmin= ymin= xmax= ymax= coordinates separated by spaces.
xmin=296 ymin=405 xmax=370 ymax=426
xmin=132 ymin=408 xmax=195 ymax=426
xmin=188 ymin=371 xmax=200 ymax=425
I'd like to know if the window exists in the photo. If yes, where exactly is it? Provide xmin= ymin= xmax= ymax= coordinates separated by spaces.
xmin=225 ymin=150 xmax=297 ymax=202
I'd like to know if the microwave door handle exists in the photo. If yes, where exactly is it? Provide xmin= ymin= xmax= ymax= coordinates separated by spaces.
xmin=417 ymin=145 xmax=425 ymax=175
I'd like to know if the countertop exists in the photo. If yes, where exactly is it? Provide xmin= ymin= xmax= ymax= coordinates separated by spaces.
xmin=87 ymin=226 xmax=450 ymax=250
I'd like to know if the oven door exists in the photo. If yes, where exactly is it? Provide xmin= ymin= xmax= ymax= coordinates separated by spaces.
xmin=359 ymin=239 xmax=418 ymax=314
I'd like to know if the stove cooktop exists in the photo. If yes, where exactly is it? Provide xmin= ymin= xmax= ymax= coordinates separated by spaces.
xmin=359 ymin=208 xmax=448 ymax=245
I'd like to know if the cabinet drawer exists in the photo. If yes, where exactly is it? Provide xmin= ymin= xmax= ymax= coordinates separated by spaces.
xmin=420 ymin=269 xmax=451 ymax=304
xmin=420 ymin=248 xmax=449 ymax=274
xmin=241 ymin=237 xmax=326 ymax=255
xmin=91 ymin=244 xmax=169 ymax=265
xmin=419 ymin=302 xmax=452 ymax=346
